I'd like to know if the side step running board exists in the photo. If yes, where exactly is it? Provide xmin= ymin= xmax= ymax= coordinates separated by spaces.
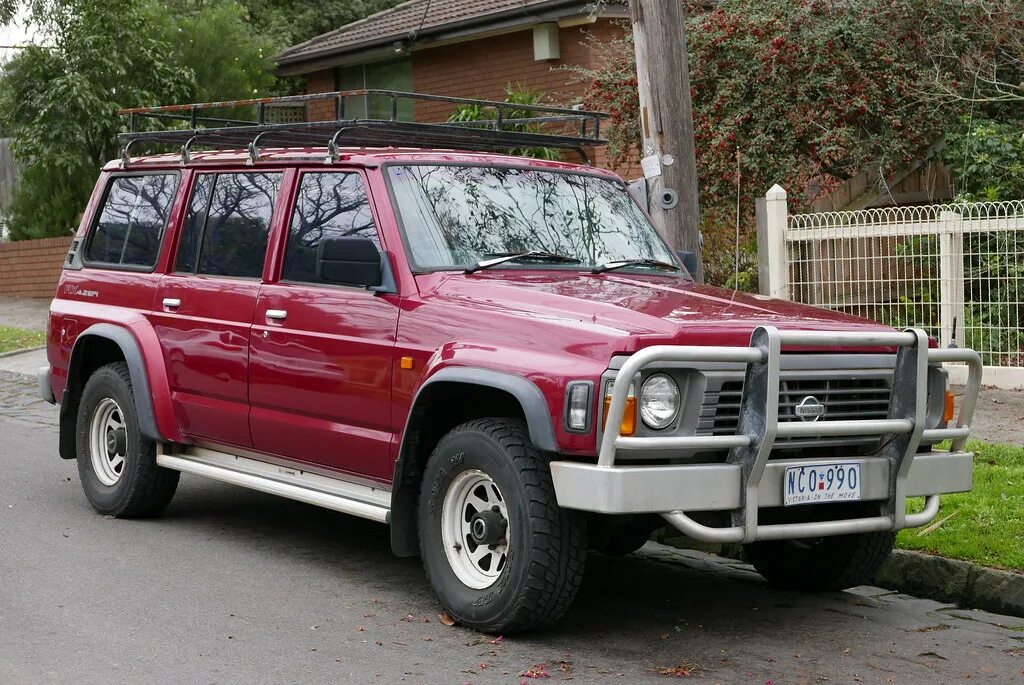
xmin=156 ymin=446 xmax=391 ymax=523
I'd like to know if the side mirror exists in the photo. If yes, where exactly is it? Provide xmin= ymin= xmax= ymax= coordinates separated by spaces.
xmin=675 ymin=250 xmax=698 ymax=276
xmin=317 ymin=237 xmax=385 ymax=289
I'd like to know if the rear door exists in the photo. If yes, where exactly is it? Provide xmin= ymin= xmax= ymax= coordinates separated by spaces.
xmin=248 ymin=169 xmax=399 ymax=481
xmin=152 ymin=170 xmax=284 ymax=448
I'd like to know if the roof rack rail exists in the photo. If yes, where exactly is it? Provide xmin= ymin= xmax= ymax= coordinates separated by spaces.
xmin=117 ymin=90 xmax=607 ymax=166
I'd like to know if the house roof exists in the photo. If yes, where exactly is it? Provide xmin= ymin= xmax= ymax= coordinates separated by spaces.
xmin=275 ymin=0 xmax=623 ymax=72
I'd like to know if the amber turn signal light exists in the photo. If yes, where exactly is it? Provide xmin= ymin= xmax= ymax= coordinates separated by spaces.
xmin=603 ymin=392 xmax=638 ymax=437
xmin=944 ymin=390 xmax=956 ymax=423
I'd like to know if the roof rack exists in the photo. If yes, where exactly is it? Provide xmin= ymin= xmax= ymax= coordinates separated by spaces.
xmin=117 ymin=90 xmax=607 ymax=167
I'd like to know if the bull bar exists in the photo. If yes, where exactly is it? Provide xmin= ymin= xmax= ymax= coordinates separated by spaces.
xmin=549 ymin=326 xmax=983 ymax=543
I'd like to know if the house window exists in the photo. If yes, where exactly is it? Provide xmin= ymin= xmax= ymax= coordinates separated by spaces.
xmin=337 ymin=58 xmax=413 ymax=121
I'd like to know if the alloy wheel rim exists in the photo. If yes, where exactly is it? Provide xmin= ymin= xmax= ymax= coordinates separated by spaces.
xmin=89 ymin=398 xmax=127 ymax=487
xmin=441 ymin=469 xmax=511 ymax=590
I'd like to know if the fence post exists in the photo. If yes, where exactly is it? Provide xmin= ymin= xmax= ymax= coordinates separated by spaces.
xmin=757 ymin=184 xmax=790 ymax=299
xmin=938 ymin=210 xmax=965 ymax=348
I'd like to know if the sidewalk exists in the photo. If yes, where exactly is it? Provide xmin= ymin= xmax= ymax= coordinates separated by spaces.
xmin=0 ymin=297 xmax=51 ymax=332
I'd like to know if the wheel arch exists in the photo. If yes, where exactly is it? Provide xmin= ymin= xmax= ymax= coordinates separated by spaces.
xmin=389 ymin=368 xmax=558 ymax=557
xmin=60 ymin=324 xmax=165 ymax=459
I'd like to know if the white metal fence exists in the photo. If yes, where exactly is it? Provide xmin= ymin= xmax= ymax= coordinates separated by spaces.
xmin=757 ymin=185 xmax=1024 ymax=389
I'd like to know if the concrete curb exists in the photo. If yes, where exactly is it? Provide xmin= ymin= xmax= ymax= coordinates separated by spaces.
xmin=0 ymin=346 xmax=45 ymax=359
xmin=873 ymin=549 xmax=1024 ymax=618
xmin=657 ymin=534 xmax=1024 ymax=618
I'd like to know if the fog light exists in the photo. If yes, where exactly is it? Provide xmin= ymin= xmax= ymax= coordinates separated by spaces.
xmin=602 ymin=381 xmax=637 ymax=436
xmin=565 ymin=382 xmax=592 ymax=432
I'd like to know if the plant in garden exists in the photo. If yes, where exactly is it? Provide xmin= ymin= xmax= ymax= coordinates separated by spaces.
xmin=942 ymin=118 xmax=1024 ymax=202
xmin=448 ymin=84 xmax=561 ymax=161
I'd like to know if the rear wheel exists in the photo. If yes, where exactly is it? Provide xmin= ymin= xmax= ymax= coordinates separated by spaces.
xmin=75 ymin=362 xmax=179 ymax=517
xmin=744 ymin=531 xmax=895 ymax=592
xmin=417 ymin=418 xmax=586 ymax=633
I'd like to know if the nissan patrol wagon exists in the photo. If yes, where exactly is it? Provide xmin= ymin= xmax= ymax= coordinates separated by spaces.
xmin=39 ymin=91 xmax=982 ymax=633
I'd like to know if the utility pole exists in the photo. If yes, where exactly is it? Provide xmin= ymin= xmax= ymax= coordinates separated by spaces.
xmin=629 ymin=0 xmax=703 ymax=282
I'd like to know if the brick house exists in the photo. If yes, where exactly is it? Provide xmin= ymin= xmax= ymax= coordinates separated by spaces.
xmin=274 ymin=0 xmax=629 ymax=168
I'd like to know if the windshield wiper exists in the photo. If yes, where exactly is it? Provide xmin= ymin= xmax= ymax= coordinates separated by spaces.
xmin=591 ymin=258 xmax=681 ymax=274
xmin=465 ymin=251 xmax=582 ymax=274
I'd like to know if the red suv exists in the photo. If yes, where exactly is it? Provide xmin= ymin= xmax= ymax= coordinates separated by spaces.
xmin=39 ymin=92 xmax=982 ymax=633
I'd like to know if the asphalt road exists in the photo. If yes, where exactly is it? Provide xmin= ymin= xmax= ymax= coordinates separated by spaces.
xmin=1 ymin=370 xmax=1022 ymax=685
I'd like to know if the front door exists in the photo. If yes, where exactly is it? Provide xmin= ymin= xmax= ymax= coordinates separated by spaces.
xmin=152 ymin=170 xmax=284 ymax=448
xmin=249 ymin=170 xmax=399 ymax=481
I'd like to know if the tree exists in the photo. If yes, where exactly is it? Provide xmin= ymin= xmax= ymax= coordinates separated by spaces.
xmin=153 ymin=0 xmax=277 ymax=103
xmin=236 ymin=0 xmax=405 ymax=50
xmin=0 ymin=0 xmax=274 ymax=240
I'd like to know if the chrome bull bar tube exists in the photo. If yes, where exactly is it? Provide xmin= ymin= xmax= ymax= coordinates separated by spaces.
xmin=587 ymin=326 xmax=983 ymax=543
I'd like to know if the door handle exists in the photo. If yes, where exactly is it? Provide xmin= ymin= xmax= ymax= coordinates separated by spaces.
xmin=265 ymin=309 xmax=288 ymax=322
xmin=162 ymin=298 xmax=181 ymax=310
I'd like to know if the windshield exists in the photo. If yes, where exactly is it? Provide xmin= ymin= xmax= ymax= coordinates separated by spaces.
xmin=387 ymin=164 xmax=682 ymax=274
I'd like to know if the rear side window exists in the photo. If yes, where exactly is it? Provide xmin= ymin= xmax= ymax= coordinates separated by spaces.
xmin=282 ymin=172 xmax=379 ymax=284
xmin=174 ymin=172 xmax=282 ymax=279
xmin=85 ymin=174 xmax=179 ymax=268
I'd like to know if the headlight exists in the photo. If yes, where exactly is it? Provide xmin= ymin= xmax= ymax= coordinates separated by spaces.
xmin=640 ymin=373 xmax=680 ymax=429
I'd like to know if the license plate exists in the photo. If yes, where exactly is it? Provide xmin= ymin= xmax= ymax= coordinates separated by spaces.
xmin=784 ymin=462 xmax=861 ymax=506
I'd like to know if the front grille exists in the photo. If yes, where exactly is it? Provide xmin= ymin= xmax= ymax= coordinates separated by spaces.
xmin=697 ymin=377 xmax=891 ymax=442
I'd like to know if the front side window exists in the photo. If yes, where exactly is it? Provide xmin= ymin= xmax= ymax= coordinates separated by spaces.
xmin=387 ymin=165 xmax=680 ymax=273
xmin=85 ymin=174 xmax=179 ymax=268
xmin=283 ymin=172 xmax=379 ymax=284
xmin=174 ymin=172 xmax=282 ymax=279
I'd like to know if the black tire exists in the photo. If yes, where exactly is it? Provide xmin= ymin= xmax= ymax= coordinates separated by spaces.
xmin=75 ymin=362 xmax=179 ymax=517
xmin=417 ymin=418 xmax=586 ymax=633
xmin=744 ymin=531 xmax=895 ymax=592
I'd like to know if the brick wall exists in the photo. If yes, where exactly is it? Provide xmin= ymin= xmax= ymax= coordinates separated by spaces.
xmin=305 ymin=69 xmax=338 ymax=121
xmin=0 ymin=236 xmax=73 ymax=298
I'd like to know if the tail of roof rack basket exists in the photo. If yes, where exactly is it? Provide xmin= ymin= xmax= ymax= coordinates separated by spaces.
xmin=117 ymin=89 xmax=607 ymax=166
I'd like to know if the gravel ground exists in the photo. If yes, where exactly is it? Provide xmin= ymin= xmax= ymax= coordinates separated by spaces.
xmin=964 ymin=386 xmax=1024 ymax=447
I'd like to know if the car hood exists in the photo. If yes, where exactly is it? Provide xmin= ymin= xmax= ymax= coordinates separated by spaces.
xmin=417 ymin=271 xmax=895 ymax=350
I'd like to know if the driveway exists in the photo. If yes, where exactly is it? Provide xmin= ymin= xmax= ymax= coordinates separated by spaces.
xmin=0 ymin=370 xmax=1021 ymax=684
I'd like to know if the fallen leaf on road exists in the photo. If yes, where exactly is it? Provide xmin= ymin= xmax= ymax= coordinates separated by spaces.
xmin=400 ymin=614 xmax=415 ymax=622
xmin=520 ymin=663 xmax=550 ymax=678
xmin=914 ymin=624 xmax=951 ymax=633
xmin=439 ymin=612 xmax=457 ymax=626
xmin=655 ymin=662 xmax=699 ymax=677
xmin=355 ymin=626 xmax=365 ymax=632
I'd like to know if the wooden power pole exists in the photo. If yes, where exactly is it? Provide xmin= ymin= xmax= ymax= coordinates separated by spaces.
xmin=628 ymin=0 xmax=703 ymax=281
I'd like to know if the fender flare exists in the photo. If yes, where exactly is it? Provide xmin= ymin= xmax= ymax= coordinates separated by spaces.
xmin=67 ymin=323 xmax=163 ymax=442
xmin=406 ymin=367 xmax=558 ymax=453
xmin=389 ymin=367 xmax=558 ymax=556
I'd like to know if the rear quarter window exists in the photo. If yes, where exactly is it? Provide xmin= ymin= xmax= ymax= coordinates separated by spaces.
xmin=84 ymin=174 xmax=179 ymax=269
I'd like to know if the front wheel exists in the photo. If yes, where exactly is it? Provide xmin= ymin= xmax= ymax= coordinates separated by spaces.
xmin=75 ymin=362 xmax=179 ymax=517
xmin=417 ymin=419 xmax=586 ymax=633
xmin=744 ymin=531 xmax=895 ymax=592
